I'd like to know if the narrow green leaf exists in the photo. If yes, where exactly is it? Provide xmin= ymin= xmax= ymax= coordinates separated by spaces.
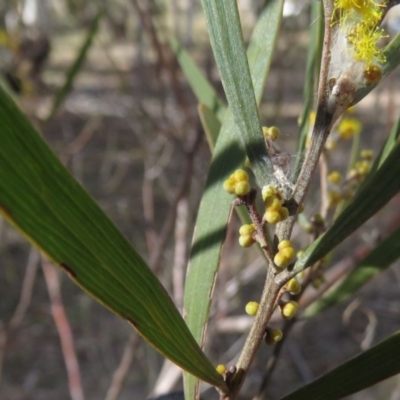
xmin=305 ymin=223 xmax=400 ymax=317
xmin=290 ymin=139 xmax=400 ymax=276
xmin=184 ymin=1 xmax=283 ymax=398
xmin=378 ymin=114 xmax=400 ymax=167
xmin=170 ymin=37 xmax=226 ymax=122
xmin=198 ymin=103 xmax=221 ymax=151
xmin=295 ymin=1 xmax=324 ymax=169
xmin=46 ymin=9 xmax=102 ymax=121
xmin=201 ymin=0 xmax=274 ymax=186
xmin=0 ymin=87 xmax=226 ymax=390
xmin=280 ymin=331 xmax=400 ymax=400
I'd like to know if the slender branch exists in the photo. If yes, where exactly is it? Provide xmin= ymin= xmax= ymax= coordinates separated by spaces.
xmin=276 ymin=0 xmax=335 ymax=243
xmin=104 ymin=333 xmax=139 ymax=400
xmin=228 ymin=269 xmax=281 ymax=398
xmin=42 ymin=258 xmax=85 ymax=400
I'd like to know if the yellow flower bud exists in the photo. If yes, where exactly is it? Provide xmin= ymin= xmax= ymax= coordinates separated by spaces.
xmin=268 ymin=197 xmax=282 ymax=212
xmin=327 ymin=171 xmax=342 ymax=184
xmin=245 ymin=301 xmax=259 ymax=316
xmin=223 ymin=178 xmax=236 ymax=194
xmin=239 ymin=235 xmax=254 ymax=248
xmin=279 ymin=207 xmax=289 ymax=221
xmin=274 ymin=252 xmax=289 ymax=268
xmin=360 ymin=149 xmax=374 ymax=160
xmin=234 ymin=181 xmax=251 ymax=196
xmin=239 ymin=224 xmax=255 ymax=236
xmin=216 ymin=364 xmax=227 ymax=375
xmin=337 ymin=118 xmax=362 ymax=140
xmin=286 ymin=278 xmax=301 ymax=295
xmin=232 ymin=169 xmax=249 ymax=182
xmin=328 ymin=190 xmax=342 ymax=208
xmin=280 ymin=247 xmax=295 ymax=261
xmin=263 ymin=126 xmax=280 ymax=141
xmin=264 ymin=209 xmax=281 ymax=224
xmin=281 ymin=301 xmax=299 ymax=320
xmin=262 ymin=185 xmax=276 ymax=200
xmin=278 ymin=240 xmax=292 ymax=250
xmin=265 ymin=328 xmax=283 ymax=345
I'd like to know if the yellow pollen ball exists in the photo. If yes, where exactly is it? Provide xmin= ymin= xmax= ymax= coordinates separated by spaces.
xmin=279 ymin=207 xmax=289 ymax=221
xmin=239 ymin=235 xmax=254 ymax=248
xmin=281 ymin=301 xmax=299 ymax=320
xmin=264 ymin=126 xmax=280 ymax=141
xmin=274 ymin=252 xmax=289 ymax=268
xmin=280 ymin=247 xmax=295 ymax=260
xmin=216 ymin=364 xmax=227 ymax=375
xmin=232 ymin=169 xmax=249 ymax=182
xmin=262 ymin=185 xmax=277 ymax=200
xmin=264 ymin=210 xmax=281 ymax=224
xmin=278 ymin=240 xmax=292 ymax=250
xmin=328 ymin=171 xmax=342 ymax=184
xmin=234 ymin=181 xmax=251 ymax=196
xmin=265 ymin=328 xmax=283 ymax=345
xmin=239 ymin=224 xmax=255 ymax=236
xmin=223 ymin=179 xmax=236 ymax=194
xmin=245 ymin=301 xmax=259 ymax=316
xmin=337 ymin=118 xmax=362 ymax=140
xmin=360 ymin=149 xmax=374 ymax=160
xmin=286 ymin=278 xmax=301 ymax=295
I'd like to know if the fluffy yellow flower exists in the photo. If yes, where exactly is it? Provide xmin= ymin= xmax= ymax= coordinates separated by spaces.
xmin=337 ymin=117 xmax=362 ymax=139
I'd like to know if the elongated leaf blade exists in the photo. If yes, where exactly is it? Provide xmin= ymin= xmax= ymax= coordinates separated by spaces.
xmin=280 ymin=331 xmax=400 ymax=400
xmin=170 ymin=38 xmax=226 ymax=121
xmin=305 ymin=223 xmax=400 ymax=317
xmin=46 ymin=9 xmax=102 ymax=121
xmin=0 ymin=87 xmax=226 ymax=390
xmin=201 ymin=0 xmax=274 ymax=186
xmin=198 ymin=103 xmax=221 ymax=150
xmin=295 ymin=1 xmax=323 ymax=169
xmin=184 ymin=1 xmax=283 ymax=398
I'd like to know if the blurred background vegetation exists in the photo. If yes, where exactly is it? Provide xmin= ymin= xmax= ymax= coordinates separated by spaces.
xmin=1 ymin=0 xmax=400 ymax=399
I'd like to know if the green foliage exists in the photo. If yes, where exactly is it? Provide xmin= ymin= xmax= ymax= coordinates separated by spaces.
xmin=0 ymin=87 xmax=226 ymax=390
xmin=280 ymin=331 xmax=400 ymax=400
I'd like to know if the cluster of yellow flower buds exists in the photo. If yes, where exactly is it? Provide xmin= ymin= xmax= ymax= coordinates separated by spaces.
xmin=223 ymin=169 xmax=251 ymax=196
xmin=238 ymin=224 xmax=256 ymax=248
xmin=327 ymin=170 xmax=344 ymax=208
xmin=274 ymin=240 xmax=295 ymax=269
xmin=262 ymin=185 xmax=289 ymax=224
xmin=348 ymin=148 xmax=373 ymax=181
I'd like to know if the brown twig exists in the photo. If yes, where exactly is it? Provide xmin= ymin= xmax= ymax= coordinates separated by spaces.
xmin=228 ymin=269 xmax=281 ymax=398
xmin=319 ymin=152 xmax=330 ymax=220
xmin=149 ymin=129 xmax=203 ymax=271
xmin=0 ymin=246 xmax=40 ymax=389
xmin=42 ymin=257 xmax=85 ymax=400
xmin=129 ymin=0 xmax=193 ymax=127
xmin=104 ymin=333 xmax=139 ymax=400
xmin=8 ymin=247 xmax=40 ymax=331
xmin=276 ymin=0 xmax=336 ymax=243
